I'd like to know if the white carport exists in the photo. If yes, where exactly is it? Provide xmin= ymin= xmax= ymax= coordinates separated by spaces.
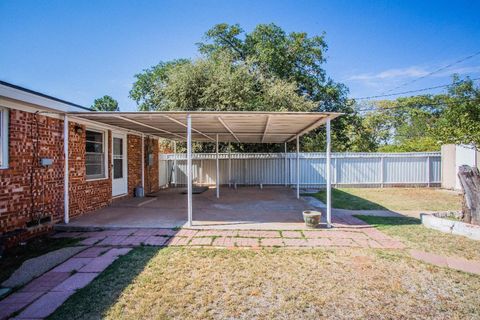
xmin=68 ymin=111 xmax=341 ymax=228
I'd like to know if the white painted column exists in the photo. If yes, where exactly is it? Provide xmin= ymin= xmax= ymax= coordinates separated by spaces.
xmin=228 ymin=142 xmax=231 ymax=187
xmin=141 ymin=134 xmax=145 ymax=190
xmin=187 ymin=115 xmax=193 ymax=227
xmin=284 ymin=142 xmax=288 ymax=187
xmin=326 ymin=118 xmax=332 ymax=228
xmin=63 ymin=114 xmax=69 ymax=224
xmin=173 ymin=141 xmax=177 ymax=188
xmin=296 ymin=136 xmax=300 ymax=199
xmin=216 ymin=134 xmax=220 ymax=199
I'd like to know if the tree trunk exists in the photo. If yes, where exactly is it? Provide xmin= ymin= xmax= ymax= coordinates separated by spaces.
xmin=458 ymin=165 xmax=480 ymax=225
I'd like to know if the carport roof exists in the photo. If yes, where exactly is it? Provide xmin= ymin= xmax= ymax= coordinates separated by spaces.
xmin=68 ymin=111 xmax=341 ymax=143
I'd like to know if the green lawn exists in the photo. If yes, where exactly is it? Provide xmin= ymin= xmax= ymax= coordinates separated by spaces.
xmin=355 ymin=215 xmax=480 ymax=261
xmin=49 ymin=247 xmax=480 ymax=320
xmin=310 ymin=188 xmax=462 ymax=211
xmin=0 ymin=236 xmax=81 ymax=284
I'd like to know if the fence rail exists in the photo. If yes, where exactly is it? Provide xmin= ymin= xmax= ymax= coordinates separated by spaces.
xmin=159 ymin=152 xmax=441 ymax=188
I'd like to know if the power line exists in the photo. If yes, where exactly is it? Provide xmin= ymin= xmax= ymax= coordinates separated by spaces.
xmin=355 ymin=96 xmax=479 ymax=113
xmin=378 ymin=50 xmax=480 ymax=95
xmin=352 ymin=77 xmax=480 ymax=100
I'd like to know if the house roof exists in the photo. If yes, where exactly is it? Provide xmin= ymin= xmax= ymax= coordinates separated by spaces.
xmin=0 ymin=80 xmax=92 ymax=112
xmin=68 ymin=111 xmax=341 ymax=143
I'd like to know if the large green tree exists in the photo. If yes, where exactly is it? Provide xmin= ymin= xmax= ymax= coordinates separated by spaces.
xmin=91 ymin=95 xmax=119 ymax=111
xmin=130 ymin=23 xmax=369 ymax=152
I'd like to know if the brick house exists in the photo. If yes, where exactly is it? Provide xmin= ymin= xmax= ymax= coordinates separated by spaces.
xmin=0 ymin=81 xmax=159 ymax=246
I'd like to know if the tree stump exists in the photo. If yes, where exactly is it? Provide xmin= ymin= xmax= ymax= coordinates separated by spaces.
xmin=458 ymin=165 xmax=480 ymax=225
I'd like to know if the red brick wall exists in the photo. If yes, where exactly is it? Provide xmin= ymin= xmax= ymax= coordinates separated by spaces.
xmin=0 ymin=109 xmax=64 ymax=239
xmin=127 ymin=134 xmax=142 ymax=197
xmin=1 ymin=108 xmax=154 ymax=246
xmin=68 ymin=123 xmax=112 ymax=218
xmin=144 ymin=137 xmax=159 ymax=194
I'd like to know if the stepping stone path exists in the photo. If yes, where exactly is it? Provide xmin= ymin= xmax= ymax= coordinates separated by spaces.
xmin=0 ymin=247 xmax=131 ymax=320
xmin=9 ymin=215 xmax=480 ymax=319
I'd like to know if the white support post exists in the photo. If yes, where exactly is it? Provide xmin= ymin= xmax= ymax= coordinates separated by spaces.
xmin=296 ymin=136 xmax=300 ymax=199
xmin=173 ymin=141 xmax=177 ymax=188
xmin=187 ymin=115 xmax=193 ymax=227
xmin=426 ymin=156 xmax=430 ymax=187
xmin=141 ymin=134 xmax=145 ymax=190
xmin=216 ymin=134 xmax=220 ymax=199
xmin=380 ymin=156 xmax=384 ymax=188
xmin=228 ymin=142 xmax=231 ymax=187
xmin=284 ymin=142 xmax=288 ymax=187
xmin=326 ymin=118 xmax=332 ymax=228
xmin=63 ymin=115 xmax=69 ymax=224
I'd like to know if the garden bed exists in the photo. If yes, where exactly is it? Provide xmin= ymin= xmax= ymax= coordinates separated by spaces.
xmin=421 ymin=213 xmax=480 ymax=241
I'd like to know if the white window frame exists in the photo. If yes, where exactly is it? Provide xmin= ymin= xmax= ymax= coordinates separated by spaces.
xmin=85 ymin=127 xmax=108 ymax=181
xmin=0 ymin=107 xmax=9 ymax=169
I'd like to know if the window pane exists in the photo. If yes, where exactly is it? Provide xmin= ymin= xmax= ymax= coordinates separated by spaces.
xmin=113 ymin=159 xmax=123 ymax=179
xmin=113 ymin=138 xmax=123 ymax=156
xmin=86 ymin=130 xmax=103 ymax=143
xmin=86 ymin=141 xmax=103 ymax=153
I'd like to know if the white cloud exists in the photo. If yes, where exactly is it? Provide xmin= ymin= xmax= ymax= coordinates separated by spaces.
xmin=347 ymin=65 xmax=480 ymax=82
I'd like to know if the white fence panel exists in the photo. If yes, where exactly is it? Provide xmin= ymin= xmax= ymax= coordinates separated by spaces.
xmin=159 ymin=152 xmax=441 ymax=188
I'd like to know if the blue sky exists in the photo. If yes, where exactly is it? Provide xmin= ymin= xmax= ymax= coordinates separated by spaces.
xmin=1 ymin=0 xmax=479 ymax=111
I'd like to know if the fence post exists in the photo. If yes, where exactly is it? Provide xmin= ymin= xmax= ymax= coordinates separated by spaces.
xmin=380 ymin=156 xmax=385 ymax=188
xmin=426 ymin=156 xmax=430 ymax=187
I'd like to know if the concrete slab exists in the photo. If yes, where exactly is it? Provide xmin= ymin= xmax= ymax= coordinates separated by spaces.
xmin=16 ymin=290 xmax=74 ymax=319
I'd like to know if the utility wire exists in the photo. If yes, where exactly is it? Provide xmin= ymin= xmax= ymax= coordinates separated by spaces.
xmin=379 ymin=50 xmax=480 ymax=94
xmin=353 ymin=77 xmax=480 ymax=100
xmin=355 ymin=96 xmax=479 ymax=113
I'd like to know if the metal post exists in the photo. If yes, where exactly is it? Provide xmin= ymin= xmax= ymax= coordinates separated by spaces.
xmin=296 ymin=136 xmax=300 ymax=199
xmin=141 ymin=134 xmax=145 ymax=190
xmin=284 ymin=142 xmax=288 ymax=187
xmin=187 ymin=115 xmax=192 ymax=227
xmin=173 ymin=141 xmax=177 ymax=188
xmin=63 ymin=115 xmax=69 ymax=224
xmin=426 ymin=156 xmax=430 ymax=187
xmin=380 ymin=156 xmax=384 ymax=188
xmin=326 ymin=118 xmax=332 ymax=228
xmin=216 ymin=134 xmax=220 ymax=198
xmin=228 ymin=142 xmax=231 ymax=187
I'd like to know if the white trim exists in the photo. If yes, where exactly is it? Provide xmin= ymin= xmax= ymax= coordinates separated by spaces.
xmin=0 ymin=82 xmax=89 ymax=113
xmin=111 ymin=132 xmax=128 ymax=197
xmin=85 ymin=127 xmax=109 ymax=181
xmin=0 ymin=106 xmax=9 ymax=169
xmin=63 ymin=115 xmax=69 ymax=224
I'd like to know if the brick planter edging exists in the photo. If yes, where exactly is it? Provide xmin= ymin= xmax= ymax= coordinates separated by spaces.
xmin=421 ymin=214 xmax=480 ymax=241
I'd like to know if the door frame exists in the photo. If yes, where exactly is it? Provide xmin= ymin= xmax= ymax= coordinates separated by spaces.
xmin=111 ymin=132 xmax=128 ymax=197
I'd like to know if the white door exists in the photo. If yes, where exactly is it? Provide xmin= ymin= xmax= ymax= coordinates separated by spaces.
xmin=112 ymin=133 xmax=128 ymax=196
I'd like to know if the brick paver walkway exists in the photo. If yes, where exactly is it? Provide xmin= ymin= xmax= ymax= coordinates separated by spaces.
xmin=1 ymin=216 xmax=406 ymax=319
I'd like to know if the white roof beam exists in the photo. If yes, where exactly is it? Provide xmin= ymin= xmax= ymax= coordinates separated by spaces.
xmin=217 ymin=116 xmax=241 ymax=143
xmin=287 ymin=116 xmax=329 ymax=142
xmin=163 ymin=115 xmax=215 ymax=142
xmin=261 ymin=115 xmax=271 ymax=143
xmin=116 ymin=116 xmax=186 ymax=140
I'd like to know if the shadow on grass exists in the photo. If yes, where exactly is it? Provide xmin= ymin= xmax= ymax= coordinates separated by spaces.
xmin=48 ymin=246 xmax=162 ymax=320
xmin=354 ymin=215 xmax=421 ymax=229
xmin=309 ymin=188 xmax=388 ymax=210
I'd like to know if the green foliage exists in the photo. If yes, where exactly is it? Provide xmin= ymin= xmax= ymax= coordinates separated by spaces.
xmin=91 ymin=95 xmax=119 ymax=111
xmin=434 ymin=76 xmax=480 ymax=149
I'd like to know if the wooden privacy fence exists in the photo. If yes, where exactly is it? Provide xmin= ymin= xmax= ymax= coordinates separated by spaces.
xmin=159 ymin=152 xmax=441 ymax=188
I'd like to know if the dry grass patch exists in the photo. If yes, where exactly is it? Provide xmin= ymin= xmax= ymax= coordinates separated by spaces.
xmin=356 ymin=215 xmax=480 ymax=261
xmin=312 ymin=188 xmax=462 ymax=211
xmin=50 ymin=247 xmax=480 ymax=320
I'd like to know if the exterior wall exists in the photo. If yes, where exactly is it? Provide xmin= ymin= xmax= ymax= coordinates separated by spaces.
xmin=68 ymin=123 xmax=112 ymax=218
xmin=0 ymin=109 xmax=65 ymax=242
xmin=144 ymin=137 xmax=159 ymax=194
xmin=0 ymin=107 xmax=149 ymax=247
xmin=127 ymin=134 xmax=142 ymax=197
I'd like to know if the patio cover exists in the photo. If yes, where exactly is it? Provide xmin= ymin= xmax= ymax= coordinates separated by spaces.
xmin=67 ymin=111 xmax=341 ymax=143
xmin=65 ymin=111 xmax=340 ymax=228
